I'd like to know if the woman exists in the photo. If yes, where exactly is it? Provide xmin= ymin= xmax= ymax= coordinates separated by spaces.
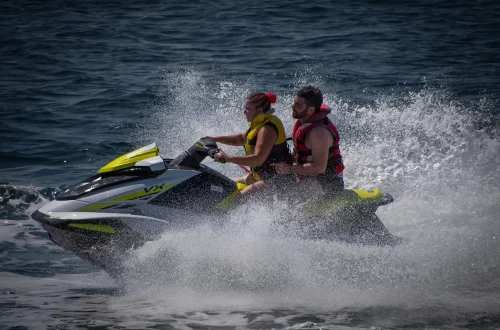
xmin=207 ymin=92 xmax=292 ymax=195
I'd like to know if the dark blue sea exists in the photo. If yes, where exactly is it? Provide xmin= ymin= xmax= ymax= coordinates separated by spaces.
xmin=1 ymin=1 xmax=500 ymax=329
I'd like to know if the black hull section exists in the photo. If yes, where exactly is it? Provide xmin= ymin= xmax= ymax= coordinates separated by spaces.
xmin=32 ymin=211 xmax=145 ymax=275
xmin=32 ymin=188 xmax=401 ymax=277
xmin=290 ymin=207 xmax=401 ymax=247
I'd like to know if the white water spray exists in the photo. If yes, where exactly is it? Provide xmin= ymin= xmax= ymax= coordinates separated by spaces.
xmin=124 ymin=70 xmax=500 ymax=315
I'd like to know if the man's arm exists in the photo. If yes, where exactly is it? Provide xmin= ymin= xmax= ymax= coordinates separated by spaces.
xmin=272 ymin=126 xmax=332 ymax=175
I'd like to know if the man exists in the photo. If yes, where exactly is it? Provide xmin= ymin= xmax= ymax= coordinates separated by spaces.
xmin=272 ymin=86 xmax=345 ymax=195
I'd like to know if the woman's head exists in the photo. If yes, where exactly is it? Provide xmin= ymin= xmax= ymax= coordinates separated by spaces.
xmin=244 ymin=92 xmax=277 ymax=121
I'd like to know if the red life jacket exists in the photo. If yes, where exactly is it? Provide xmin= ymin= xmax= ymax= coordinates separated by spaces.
xmin=292 ymin=104 xmax=344 ymax=175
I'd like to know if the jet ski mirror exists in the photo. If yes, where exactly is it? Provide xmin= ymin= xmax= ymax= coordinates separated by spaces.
xmin=169 ymin=137 xmax=220 ymax=169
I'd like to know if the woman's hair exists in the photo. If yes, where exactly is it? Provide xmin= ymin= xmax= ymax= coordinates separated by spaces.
xmin=296 ymin=86 xmax=323 ymax=112
xmin=247 ymin=92 xmax=277 ymax=112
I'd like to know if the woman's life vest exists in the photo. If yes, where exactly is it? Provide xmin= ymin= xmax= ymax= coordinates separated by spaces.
xmin=244 ymin=109 xmax=292 ymax=181
xmin=292 ymin=104 xmax=344 ymax=192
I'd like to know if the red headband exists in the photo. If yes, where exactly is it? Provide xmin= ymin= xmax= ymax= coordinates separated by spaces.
xmin=266 ymin=93 xmax=277 ymax=104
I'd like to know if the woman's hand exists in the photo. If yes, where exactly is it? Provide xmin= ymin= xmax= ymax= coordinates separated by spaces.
xmin=214 ymin=151 xmax=229 ymax=163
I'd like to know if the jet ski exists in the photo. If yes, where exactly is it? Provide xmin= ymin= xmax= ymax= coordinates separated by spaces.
xmin=32 ymin=138 xmax=401 ymax=275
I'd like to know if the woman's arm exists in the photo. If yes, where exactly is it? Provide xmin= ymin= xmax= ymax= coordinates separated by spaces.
xmin=223 ymin=126 xmax=277 ymax=166
xmin=207 ymin=133 xmax=245 ymax=146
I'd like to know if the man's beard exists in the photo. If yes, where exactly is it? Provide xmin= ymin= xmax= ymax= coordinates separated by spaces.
xmin=292 ymin=109 xmax=308 ymax=119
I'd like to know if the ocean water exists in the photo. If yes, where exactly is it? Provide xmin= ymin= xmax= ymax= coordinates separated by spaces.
xmin=1 ymin=1 xmax=500 ymax=329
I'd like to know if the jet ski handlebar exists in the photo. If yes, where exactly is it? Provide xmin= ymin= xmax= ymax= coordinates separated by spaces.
xmin=207 ymin=148 xmax=226 ymax=163
xmin=194 ymin=137 xmax=229 ymax=164
xmin=169 ymin=137 xmax=221 ymax=168
xmin=202 ymin=138 xmax=251 ymax=174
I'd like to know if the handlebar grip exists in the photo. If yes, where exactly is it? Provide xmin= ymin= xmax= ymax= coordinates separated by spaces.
xmin=208 ymin=148 xmax=226 ymax=163
xmin=207 ymin=148 xmax=220 ymax=158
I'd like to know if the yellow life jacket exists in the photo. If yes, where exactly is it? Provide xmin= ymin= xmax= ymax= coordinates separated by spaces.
xmin=243 ymin=111 xmax=291 ymax=181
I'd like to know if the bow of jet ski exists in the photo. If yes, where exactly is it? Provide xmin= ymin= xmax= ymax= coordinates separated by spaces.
xmin=32 ymin=138 xmax=401 ymax=276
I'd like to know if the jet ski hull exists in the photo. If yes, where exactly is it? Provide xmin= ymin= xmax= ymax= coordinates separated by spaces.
xmin=292 ymin=208 xmax=402 ymax=246
xmin=32 ymin=210 xmax=148 ymax=274
xmin=32 ymin=139 xmax=402 ymax=275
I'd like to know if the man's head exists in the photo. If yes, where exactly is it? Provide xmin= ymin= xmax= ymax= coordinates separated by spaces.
xmin=292 ymin=86 xmax=323 ymax=120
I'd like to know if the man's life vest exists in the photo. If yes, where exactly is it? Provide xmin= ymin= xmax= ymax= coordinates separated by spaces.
xmin=292 ymin=104 xmax=345 ymax=181
xmin=244 ymin=110 xmax=291 ymax=181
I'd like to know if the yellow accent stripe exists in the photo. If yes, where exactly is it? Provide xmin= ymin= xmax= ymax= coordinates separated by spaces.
xmin=302 ymin=189 xmax=385 ymax=217
xmin=78 ymin=184 xmax=174 ymax=211
xmin=68 ymin=223 xmax=116 ymax=234
xmin=214 ymin=183 xmax=243 ymax=211
xmin=78 ymin=204 xmax=115 ymax=211
xmin=98 ymin=145 xmax=159 ymax=173
xmin=352 ymin=188 xmax=383 ymax=200
xmin=236 ymin=183 xmax=247 ymax=191
xmin=216 ymin=183 xmax=247 ymax=210
xmin=216 ymin=189 xmax=240 ymax=210
xmin=110 ymin=184 xmax=174 ymax=201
